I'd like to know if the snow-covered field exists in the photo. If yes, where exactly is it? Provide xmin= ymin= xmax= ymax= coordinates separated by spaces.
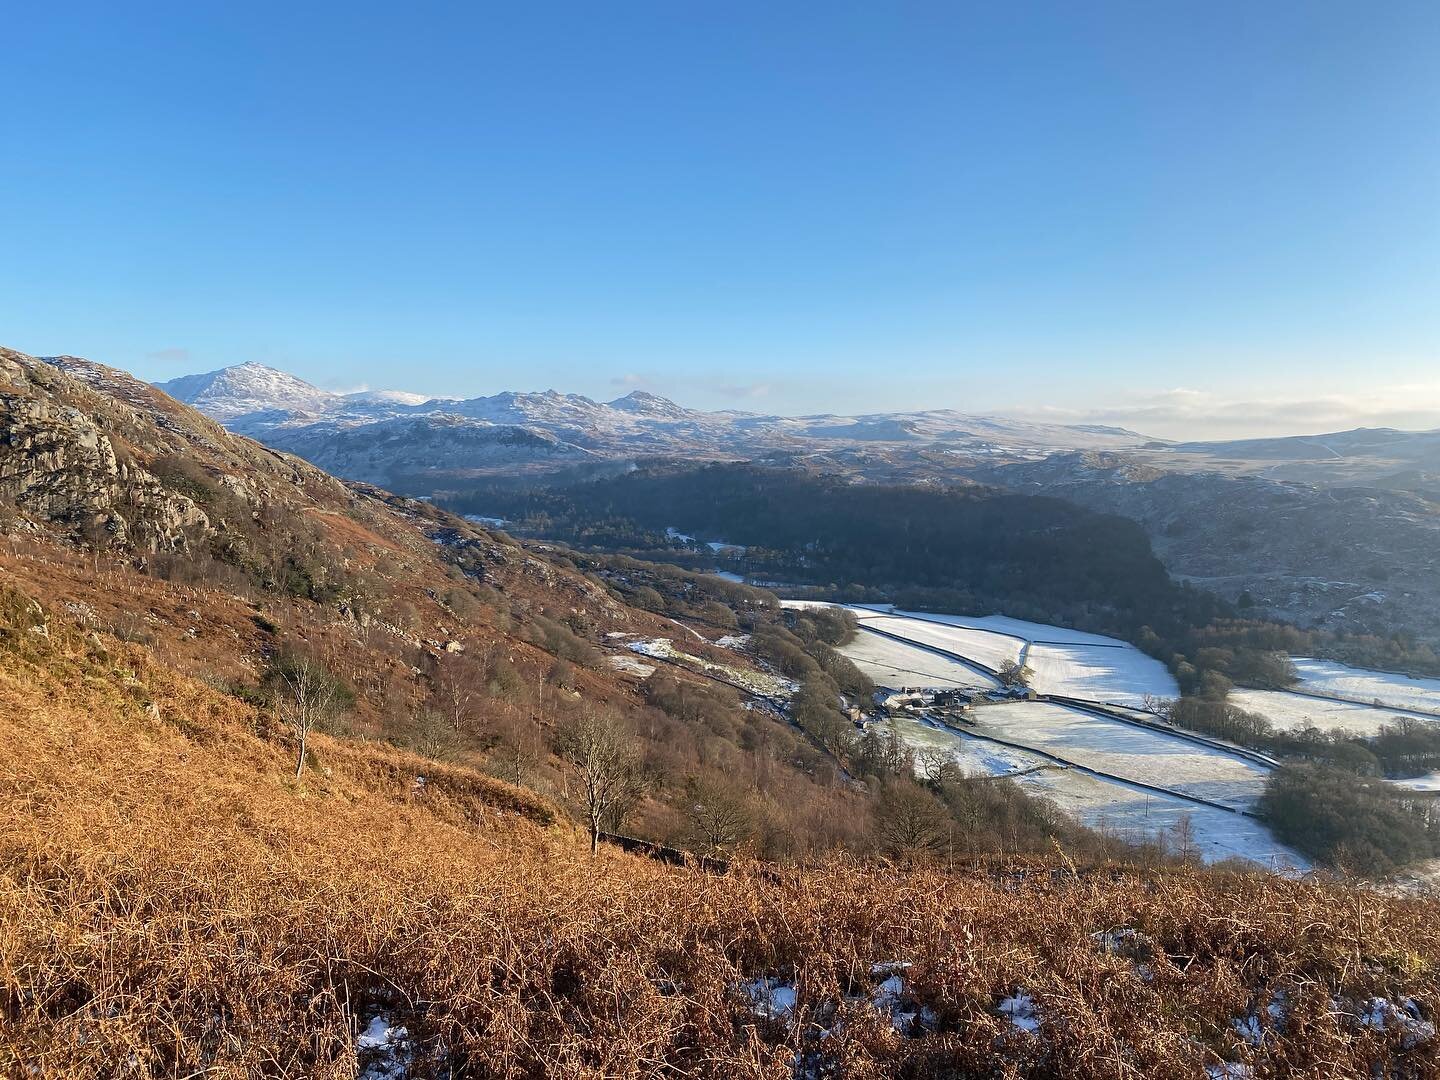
xmin=1229 ymin=688 xmax=1438 ymax=736
xmin=886 ymin=714 xmax=1048 ymax=777
xmin=782 ymin=601 xmax=1316 ymax=864
xmin=1018 ymin=768 xmax=1303 ymax=870
xmin=798 ymin=602 xmax=1179 ymax=706
xmin=859 ymin=615 xmax=1022 ymax=673
xmin=968 ymin=701 xmax=1268 ymax=810
xmin=1024 ymin=643 xmax=1177 ymax=707
xmin=878 ymin=712 xmax=1300 ymax=868
xmin=841 ymin=633 xmax=988 ymax=690
xmin=1291 ymin=658 xmax=1440 ymax=716
xmin=1392 ymin=771 xmax=1440 ymax=793
xmin=849 ymin=605 xmax=1126 ymax=648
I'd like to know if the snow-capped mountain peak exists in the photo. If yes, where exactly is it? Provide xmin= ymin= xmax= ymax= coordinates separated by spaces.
xmin=607 ymin=390 xmax=692 ymax=419
xmin=154 ymin=363 xmax=435 ymax=423
xmin=154 ymin=363 xmax=338 ymax=422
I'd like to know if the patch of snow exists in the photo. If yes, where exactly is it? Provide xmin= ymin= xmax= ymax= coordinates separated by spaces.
xmin=715 ymin=634 xmax=751 ymax=649
xmin=1390 ymin=770 xmax=1440 ymax=792
xmin=871 ymin=975 xmax=905 ymax=1010
xmin=1351 ymin=997 xmax=1435 ymax=1048
xmin=356 ymin=1014 xmax=411 ymax=1080
xmin=742 ymin=978 xmax=798 ymax=1020
xmin=606 ymin=654 xmax=656 ymax=677
xmin=463 ymin=514 xmax=509 ymax=528
xmin=998 ymin=992 xmax=1040 ymax=1033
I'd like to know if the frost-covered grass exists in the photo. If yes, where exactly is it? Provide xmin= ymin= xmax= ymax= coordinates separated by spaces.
xmin=885 ymin=714 xmax=1048 ymax=777
xmin=850 ymin=604 xmax=1125 ymax=648
xmin=794 ymin=602 xmax=1179 ymax=706
xmin=1291 ymin=658 xmax=1440 ymax=715
xmin=1016 ymin=769 xmax=1303 ymax=869
xmin=859 ymin=614 xmax=1022 ymax=673
xmin=1024 ymin=642 xmax=1179 ymax=707
xmin=1230 ymin=688 xmax=1438 ymax=736
xmin=969 ymin=701 xmax=1269 ymax=810
xmin=1391 ymin=771 xmax=1440 ymax=793
xmin=880 ymin=703 xmax=1298 ymax=867
xmin=838 ymin=632 xmax=991 ymax=690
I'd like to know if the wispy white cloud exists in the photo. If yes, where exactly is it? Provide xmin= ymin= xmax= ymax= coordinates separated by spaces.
xmin=1005 ymin=384 xmax=1440 ymax=440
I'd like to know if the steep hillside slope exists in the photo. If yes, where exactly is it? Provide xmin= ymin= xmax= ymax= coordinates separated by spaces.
xmin=4 ymin=349 xmax=1440 ymax=1075
xmin=2 ymin=589 xmax=1438 ymax=1079
xmin=3 ymin=346 xmax=870 ymax=851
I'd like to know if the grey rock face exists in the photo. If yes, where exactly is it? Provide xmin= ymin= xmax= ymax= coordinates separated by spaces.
xmin=1 ymin=349 xmax=208 ymax=552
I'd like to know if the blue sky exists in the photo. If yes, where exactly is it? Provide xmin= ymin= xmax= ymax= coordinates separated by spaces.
xmin=3 ymin=1 xmax=1437 ymax=437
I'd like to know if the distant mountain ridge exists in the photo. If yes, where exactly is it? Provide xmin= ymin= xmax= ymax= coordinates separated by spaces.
xmin=148 ymin=361 xmax=1157 ymax=490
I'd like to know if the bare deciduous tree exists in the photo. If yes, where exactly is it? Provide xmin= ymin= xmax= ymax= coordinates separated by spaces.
xmin=431 ymin=652 xmax=482 ymax=735
xmin=873 ymin=781 xmax=950 ymax=862
xmin=277 ymin=655 xmax=345 ymax=778
xmin=683 ymin=776 xmax=753 ymax=856
xmin=915 ymin=746 xmax=960 ymax=786
xmin=555 ymin=709 xmax=645 ymax=854
xmin=489 ymin=712 xmax=543 ymax=789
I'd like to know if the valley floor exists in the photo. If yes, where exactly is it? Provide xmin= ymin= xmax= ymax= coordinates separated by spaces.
xmin=796 ymin=602 xmax=1303 ymax=868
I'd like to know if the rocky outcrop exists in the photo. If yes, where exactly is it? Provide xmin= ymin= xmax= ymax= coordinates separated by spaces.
xmin=0 ymin=349 xmax=208 ymax=551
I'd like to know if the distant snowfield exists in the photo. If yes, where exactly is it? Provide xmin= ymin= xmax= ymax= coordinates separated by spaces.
xmin=1291 ymin=658 xmax=1440 ymax=715
xmin=858 ymin=615 xmax=1021 ymax=674
xmin=969 ymin=701 xmax=1268 ymax=810
xmin=782 ymin=602 xmax=1296 ymax=867
xmin=789 ymin=602 xmax=1179 ymax=706
xmin=880 ymin=711 xmax=1301 ymax=869
xmin=841 ymin=632 xmax=989 ymax=690
xmin=1229 ymin=688 xmax=1438 ymax=736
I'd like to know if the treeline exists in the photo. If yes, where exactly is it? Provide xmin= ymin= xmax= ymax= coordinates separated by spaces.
xmin=1168 ymin=697 xmax=1440 ymax=778
xmin=442 ymin=465 xmax=1307 ymax=711
xmin=1259 ymin=765 xmax=1440 ymax=877
xmin=443 ymin=462 xmax=1228 ymax=642
xmin=1164 ymin=696 xmax=1440 ymax=876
